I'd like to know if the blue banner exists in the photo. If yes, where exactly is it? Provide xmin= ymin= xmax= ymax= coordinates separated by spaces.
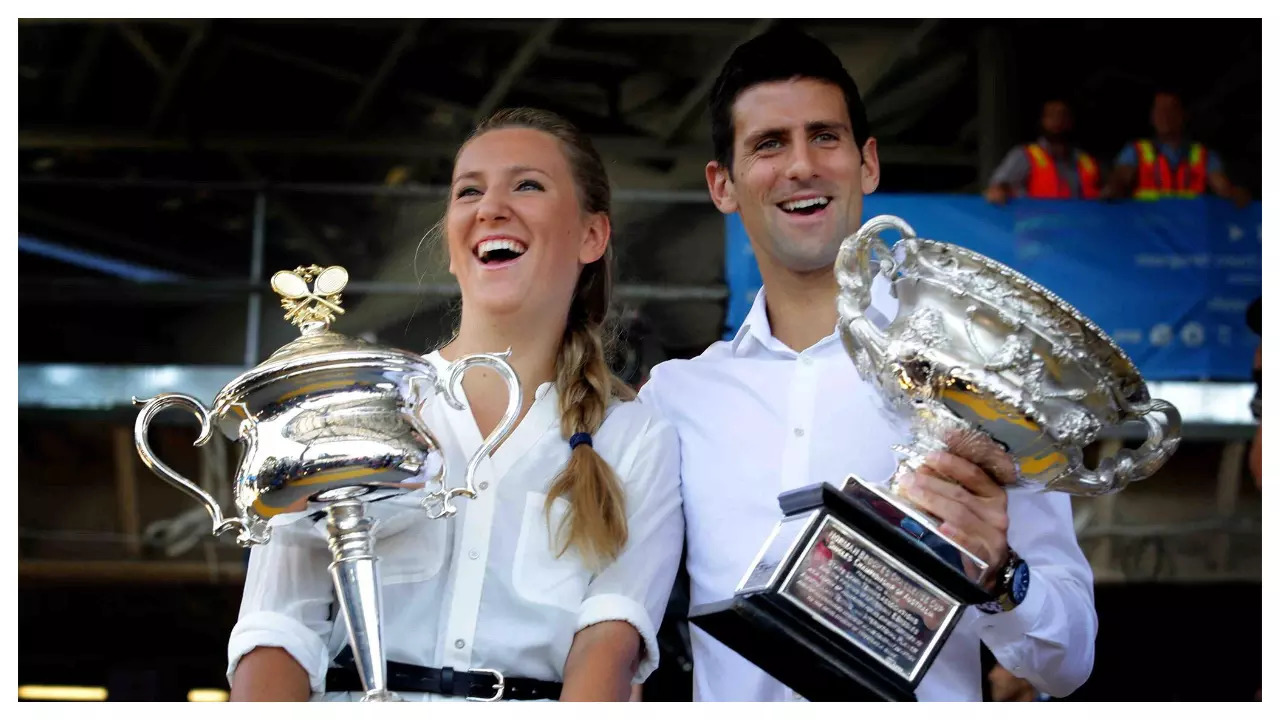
xmin=724 ymin=196 xmax=1262 ymax=381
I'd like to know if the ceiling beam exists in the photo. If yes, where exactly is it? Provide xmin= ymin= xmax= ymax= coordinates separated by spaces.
xmin=342 ymin=19 xmax=425 ymax=133
xmin=228 ymin=36 xmax=362 ymax=83
xmin=866 ymin=51 xmax=970 ymax=127
xmin=540 ymin=44 xmax=638 ymax=70
xmin=226 ymin=36 xmax=469 ymax=120
xmin=116 ymin=23 xmax=169 ymax=76
xmin=149 ymin=22 xmax=210 ymax=132
xmin=19 ymin=130 xmax=977 ymax=166
xmin=60 ymin=24 xmax=108 ymax=118
xmin=658 ymin=18 xmax=775 ymax=143
xmin=861 ymin=19 xmax=942 ymax=99
xmin=17 ymin=205 xmax=225 ymax=276
xmin=227 ymin=153 xmax=334 ymax=264
xmin=471 ymin=19 xmax=560 ymax=125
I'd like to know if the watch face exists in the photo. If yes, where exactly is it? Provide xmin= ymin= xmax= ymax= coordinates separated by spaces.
xmin=1010 ymin=560 xmax=1031 ymax=604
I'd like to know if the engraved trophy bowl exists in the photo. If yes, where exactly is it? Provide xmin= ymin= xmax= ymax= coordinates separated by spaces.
xmin=133 ymin=264 xmax=522 ymax=701
xmin=835 ymin=215 xmax=1181 ymax=584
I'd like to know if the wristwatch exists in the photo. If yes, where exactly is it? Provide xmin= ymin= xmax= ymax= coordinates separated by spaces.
xmin=976 ymin=550 xmax=1030 ymax=615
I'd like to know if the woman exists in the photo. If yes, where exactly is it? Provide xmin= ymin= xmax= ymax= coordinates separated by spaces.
xmin=225 ymin=108 xmax=684 ymax=701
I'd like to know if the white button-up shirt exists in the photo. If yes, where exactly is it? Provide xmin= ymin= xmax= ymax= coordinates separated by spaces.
xmin=227 ymin=350 xmax=684 ymax=701
xmin=639 ymin=288 xmax=1096 ymax=702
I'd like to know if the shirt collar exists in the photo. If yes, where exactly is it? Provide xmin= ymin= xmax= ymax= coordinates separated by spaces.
xmin=729 ymin=287 xmax=773 ymax=356
xmin=729 ymin=286 xmax=843 ymax=358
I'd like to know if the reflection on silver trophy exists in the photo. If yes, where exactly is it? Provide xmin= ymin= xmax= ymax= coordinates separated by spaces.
xmin=835 ymin=214 xmax=1182 ymax=584
xmin=132 ymin=264 xmax=521 ymax=701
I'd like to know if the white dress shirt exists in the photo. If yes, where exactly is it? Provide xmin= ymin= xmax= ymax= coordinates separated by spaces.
xmin=227 ymin=350 xmax=685 ymax=701
xmin=639 ymin=287 xmax=1096 ymax=702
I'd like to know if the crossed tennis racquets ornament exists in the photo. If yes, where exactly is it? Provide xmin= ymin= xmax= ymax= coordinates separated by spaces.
xmin=270 ymin=264 xmax=350 ymax=328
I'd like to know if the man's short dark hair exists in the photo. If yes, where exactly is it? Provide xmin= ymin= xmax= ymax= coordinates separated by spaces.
xmin=709 ymin=27 xmax=870 ymax=171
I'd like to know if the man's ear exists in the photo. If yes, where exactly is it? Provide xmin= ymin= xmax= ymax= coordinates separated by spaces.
xmin=859 ymin=137 xmax=881 ymax=195
xmin=706 ymin=160 xmax=739 ymax=215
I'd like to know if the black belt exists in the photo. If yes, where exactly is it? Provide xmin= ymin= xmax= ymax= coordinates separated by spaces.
xmin=325 ymin=657 xmax=562 ymax=701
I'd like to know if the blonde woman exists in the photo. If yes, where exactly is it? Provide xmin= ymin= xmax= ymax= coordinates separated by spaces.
xmin=226 ymin=108 xmax=684 ymax=702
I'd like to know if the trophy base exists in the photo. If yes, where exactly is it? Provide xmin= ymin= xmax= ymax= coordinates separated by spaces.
xmin=689 ymin=595 xmax=916 ymax=701
xmin=689 ymin=482 xmax=994 ymax=701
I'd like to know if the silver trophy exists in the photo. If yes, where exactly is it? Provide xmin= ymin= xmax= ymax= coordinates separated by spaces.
xmin=133 ymin=264 xmax=521 ymax=701
xmin=835 ymin=215 xmax=1182 ymax=584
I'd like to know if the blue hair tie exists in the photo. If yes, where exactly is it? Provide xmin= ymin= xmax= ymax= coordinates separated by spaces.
xmin=569 ymin=432 xmax=593 ymax=450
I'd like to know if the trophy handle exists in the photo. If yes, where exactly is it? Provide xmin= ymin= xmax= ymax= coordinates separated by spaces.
xmin=1075 ymin=399 xmax=1183 ymax=494
xmin=132 ymin=394 xmax=262 ymax=545
xmin=425 ymin=350 xmax=523 ymax=518
xmin=835 ymin=215 xmax=917 ymax=378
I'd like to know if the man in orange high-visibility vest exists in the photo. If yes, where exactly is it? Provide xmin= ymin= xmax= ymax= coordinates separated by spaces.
xmin=1102 ymin=90 xmax=1251 ymax=207
xmin=985 ymin=99 xmax=1100 ymax=204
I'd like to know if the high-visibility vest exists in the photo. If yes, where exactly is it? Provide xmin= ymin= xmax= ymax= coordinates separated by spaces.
xmin=1133 ymin=139 xmax=1207 ymax=199
xmin=1023 ymin=143 xmax=1100 ymax=199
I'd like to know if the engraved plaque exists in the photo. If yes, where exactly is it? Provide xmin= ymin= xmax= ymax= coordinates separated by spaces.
xmin=778 ymin=515 xmax=961 ymax=683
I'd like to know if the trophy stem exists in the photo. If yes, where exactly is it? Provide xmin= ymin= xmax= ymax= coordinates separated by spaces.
xmin=325 ymin=500 xmax=401 ymax=702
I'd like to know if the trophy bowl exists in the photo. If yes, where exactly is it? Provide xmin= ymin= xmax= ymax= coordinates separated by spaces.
xmin=132 ymin=264 xmax=522 ymax=701
xmin=833 ymin=215 xmax=1181 ymax=586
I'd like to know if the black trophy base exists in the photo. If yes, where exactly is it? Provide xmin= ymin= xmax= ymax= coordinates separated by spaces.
xmin=689 ymin=481 xmax=994 ymax=702
xmin=689 ymin=595 xmax=916 ymax=701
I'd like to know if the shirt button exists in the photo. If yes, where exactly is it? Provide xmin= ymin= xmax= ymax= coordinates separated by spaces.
xmin=794 ymin=427 xmax=805 ymax=437
xmin=455 ymin=639 xmax=466 ymax=649
xmin=479 ymin=481 xmax=489 ymax=490
xmin=468 ymin=549 xmax=479 ymax=560
xmin=799 ymin=356 xmax=813 ymax=366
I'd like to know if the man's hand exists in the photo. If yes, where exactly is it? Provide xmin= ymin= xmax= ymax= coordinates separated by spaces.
xmin=897 ymin=450 xmax=1010 ymax=590
xmin=1230 ymin=185 xmax=1253 ymax=209
xmin=984 ymin=185 xmax=1011 ymax=205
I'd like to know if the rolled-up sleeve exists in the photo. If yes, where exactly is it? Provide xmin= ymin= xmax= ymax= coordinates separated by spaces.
xmin=226 ymin=526 xmax=337 ymax=693
xmin=977 ymin=488 xmax=1097 ymax=698
xmin=576 ymin=415 xmax=684 ymax=684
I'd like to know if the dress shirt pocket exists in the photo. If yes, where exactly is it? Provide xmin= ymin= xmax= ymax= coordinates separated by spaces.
xmin=512 ymin=491 xmax=590 ymax=612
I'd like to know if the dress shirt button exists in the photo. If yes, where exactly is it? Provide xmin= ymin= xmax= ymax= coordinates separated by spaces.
xmin=468 ymin=549 xmax=479 ymax=560
xmin=479 ymin=481 xmax=489 ymax=490
xmin=794 ymin=427 xmax=805 ymax=437
xmin=455 ymin=639 xmax=466 ymax=649
xmin=799 ymin=356 xmax=813 ymax=366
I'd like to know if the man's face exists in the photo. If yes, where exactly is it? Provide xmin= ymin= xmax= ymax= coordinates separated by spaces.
xmin=705 ymin=78 xmax=880 ymax=276
xmin=1041 ymin=100 xmax=1073 ymax=140
xmin=1151 ymin=93 xmax=1185 ymax=138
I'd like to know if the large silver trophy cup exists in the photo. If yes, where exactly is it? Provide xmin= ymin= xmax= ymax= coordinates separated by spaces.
xmin=834 ymin=215 xmax=1181 ymax=583
xmin=689 ymin=215 xmax=1181 ymax=701
xmin=133 ymin=264 xmax=521 ymax=701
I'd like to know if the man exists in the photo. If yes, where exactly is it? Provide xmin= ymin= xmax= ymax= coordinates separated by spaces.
xmin=1102 ymin=90 xmax=1251 ymax=207
xmin=639 ymin=28 xmax=1096 ymax=702
xmin=986 ymin=98 xmax=1101 ymax=204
